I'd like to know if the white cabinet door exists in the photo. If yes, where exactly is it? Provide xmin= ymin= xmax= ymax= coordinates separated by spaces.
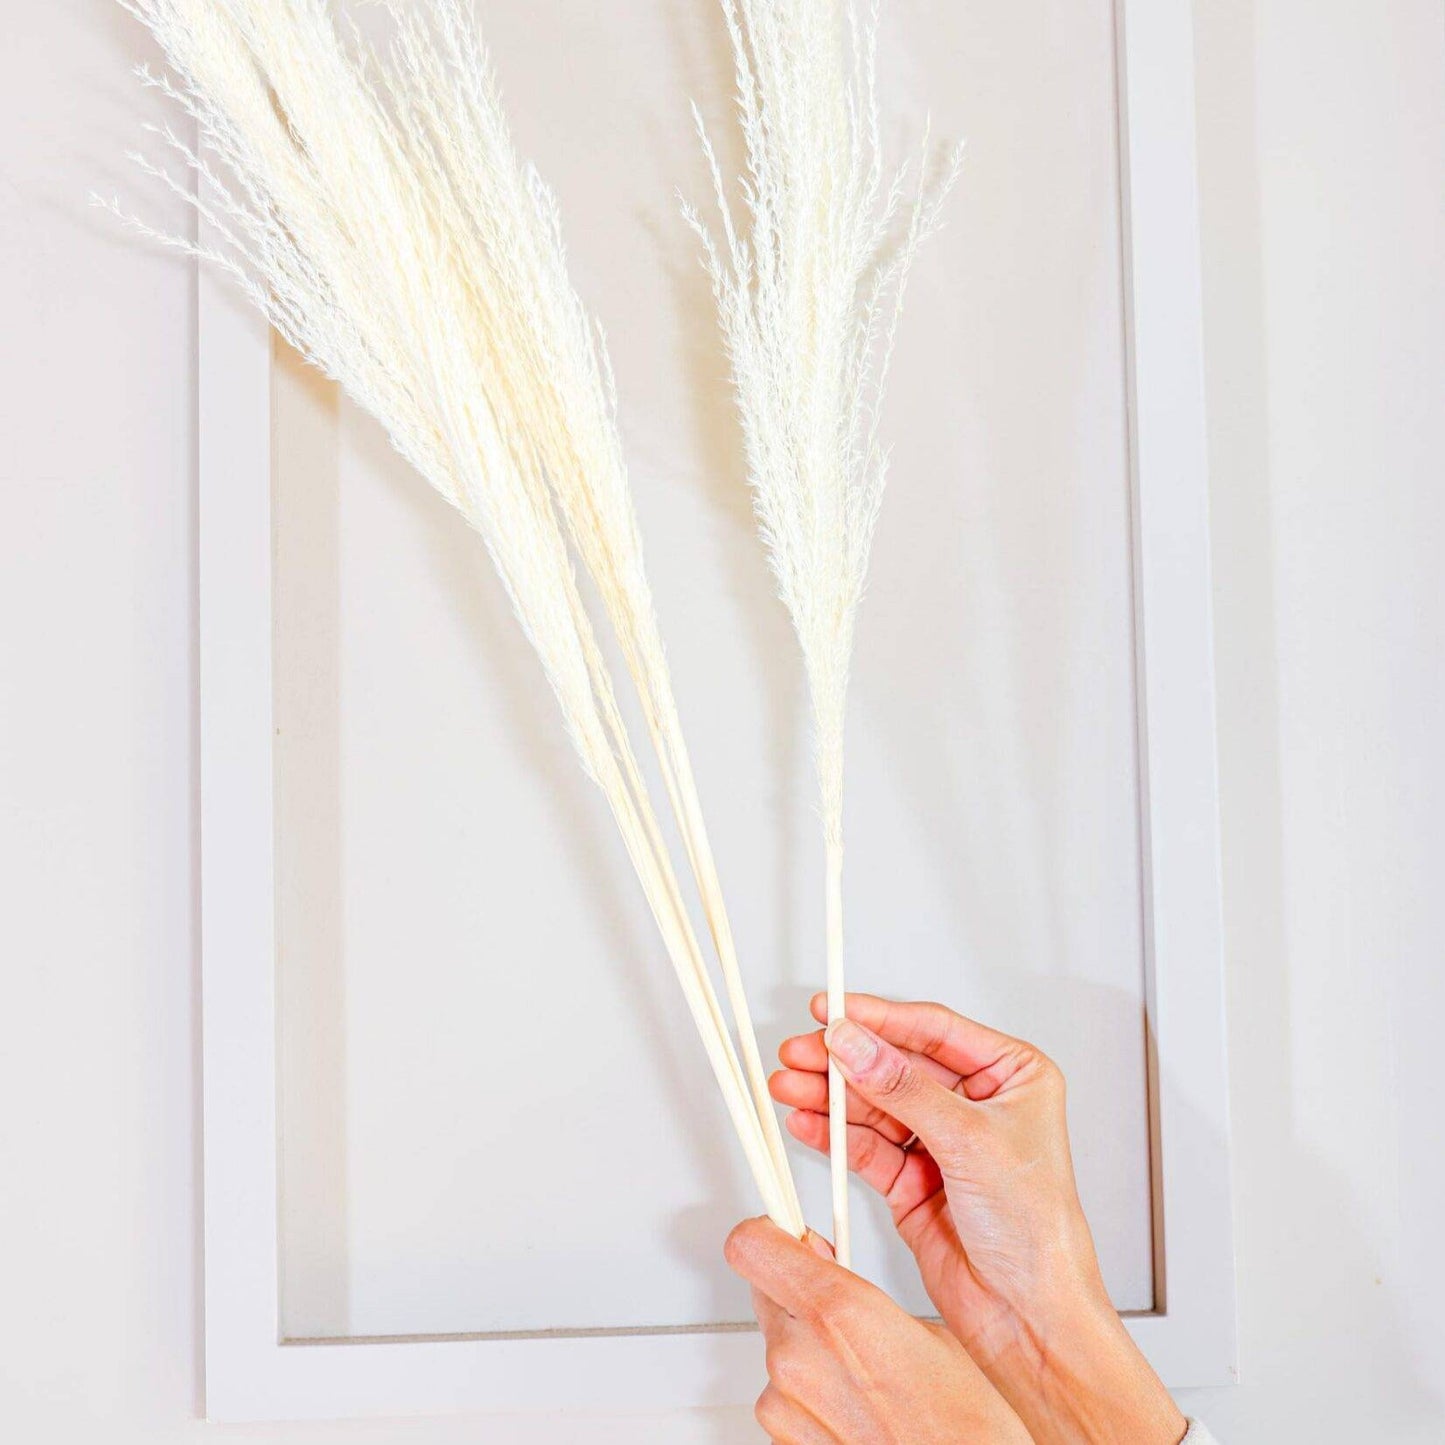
xmin=199 ymin=0 xmax=1233 ymax=1422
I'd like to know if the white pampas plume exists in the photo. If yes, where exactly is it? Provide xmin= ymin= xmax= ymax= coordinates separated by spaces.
xmin=105 ymin=0 xmax=804 ymax=1235
xmin=686 ymin=0 xmax=961 ymax=1266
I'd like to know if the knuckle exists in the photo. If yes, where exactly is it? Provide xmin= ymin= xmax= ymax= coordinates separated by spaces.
xmin=859 ymin=1100 xmax=891 ymax=1132
xmin=795 ymin=1277 xmax=845 ymax=1327
xmin=851 ymin=1126 xmax=880 ymax=1170
xmin=1033 ymin=1050 xmax=1067 ymax=1094
xmin=870 ymin=1049 xmax=913 ymax=1099
xmin=919 ymin=998 xmax=956 ymax=1035
xmin=722 ymin=1217 xmax=764 ymax=1272
xmin=755 ymin=1386 xmax=787 ymax=1432
xmin=765 ymin=1344 xmax=805 ymax=1392
xmin=812 ymin=1279 xmax=858 ymax=1332
xmin=820 ymin=1303 xmax=863 ymax=1351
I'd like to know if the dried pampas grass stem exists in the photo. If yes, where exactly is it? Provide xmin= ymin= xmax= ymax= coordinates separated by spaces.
xmin=106 ymin=0 xmax=803 ymax=1236
xmin=689 ymin=0 xmax=960 ymax=1265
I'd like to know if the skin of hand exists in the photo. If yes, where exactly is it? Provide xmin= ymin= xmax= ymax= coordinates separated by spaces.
xmin=724 ymin=1216 xmax=1032 ymax=1444
xmin=770 ymin=993 xmax=1188 ymax=1445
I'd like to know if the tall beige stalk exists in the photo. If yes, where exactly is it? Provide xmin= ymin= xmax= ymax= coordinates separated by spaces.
xmin=108 ymin=0 xmax=803 ymax=1235
xmin=688 ymin=0 xmax=960 ymax=1265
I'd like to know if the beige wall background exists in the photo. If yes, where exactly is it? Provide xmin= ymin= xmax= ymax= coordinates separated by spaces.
xmin=2 ymin=1 xmax=1442 ymax=1440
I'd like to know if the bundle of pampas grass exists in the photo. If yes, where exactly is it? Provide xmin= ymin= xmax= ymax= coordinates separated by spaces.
xmin=687 ymin=0 xmax=960 ymax=1265
xmin=109 ymin=0 xmax=957 ymax=1263
xmin=105 ymin=0 xmax=808 ymax=1235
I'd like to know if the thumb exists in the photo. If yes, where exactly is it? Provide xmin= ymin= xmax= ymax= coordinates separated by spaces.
xmin=826 ymin=1017 xmax=972 ymax=1158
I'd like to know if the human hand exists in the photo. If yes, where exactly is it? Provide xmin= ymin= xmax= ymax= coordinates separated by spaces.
xmin=770 ymin=993 xmax=1186 ymax=1445
xmin=724 ymin=1216 xmax=1031 ymax=1444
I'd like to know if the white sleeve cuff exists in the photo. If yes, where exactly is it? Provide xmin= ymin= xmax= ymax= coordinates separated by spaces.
xmin=1183 ymin=1421 xmax=1220 ymax=1444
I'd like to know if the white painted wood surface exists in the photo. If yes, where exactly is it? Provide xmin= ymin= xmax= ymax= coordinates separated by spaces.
xmin=200 ymin=0 xmax=1234 ymax=1420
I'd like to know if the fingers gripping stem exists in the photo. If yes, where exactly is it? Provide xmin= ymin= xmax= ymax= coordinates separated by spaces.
xmin=825 ymin=1016 xmax=969 ymax=1164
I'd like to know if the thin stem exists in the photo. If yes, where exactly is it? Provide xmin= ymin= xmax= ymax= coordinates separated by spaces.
xmin=598 ymin=744 xmax=791 ymax=1229
xmin=643 ymin=695 xmax=806 ymax=1235
xmin=575 ymin=612 xmax=747 ymax=1102
xmin=578 ymin=595 xmax=802 ymax=1231
xmin=676 ymin=764 xmax=806 ymax=1233
xmin=825 ymin=827 xmax=850 ymax=1267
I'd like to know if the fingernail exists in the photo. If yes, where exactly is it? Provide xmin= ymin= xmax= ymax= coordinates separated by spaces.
xmin=826 ymin=1018 xmax=879 ymax=1072
xmin=804 ymin=1230 xmax=836 ymax=1261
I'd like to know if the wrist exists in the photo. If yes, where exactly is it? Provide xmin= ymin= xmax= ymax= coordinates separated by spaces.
xmin=1040 ymin=1290 xmax=1184 ymax=1443
xmin=963 ymin=1280 xmax=1186 ymax=1445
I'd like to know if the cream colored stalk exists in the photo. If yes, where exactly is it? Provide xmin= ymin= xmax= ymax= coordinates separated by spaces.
xmin=688 ymin=0 xmax=960 ymax=1265
xmin=108 ymin=0 xmax=803 ymax=1234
